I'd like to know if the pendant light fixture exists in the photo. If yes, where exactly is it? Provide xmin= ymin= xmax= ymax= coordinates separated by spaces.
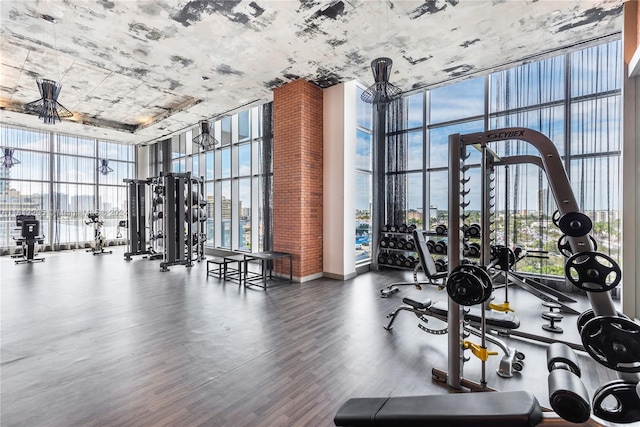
xmin=1 ymin=148 xmax=21 ymax=169
xmin=97 ymin=159 xmax=113 ymax=175
xmin=24 ymin=78 xmax=73 ymax=124
xmin=360 ymin=57 xmax=402 ymax=104
xmin=23 ymin=14 xmax=73 ymax=124
xmin=192 ymin=121 xmax=219 ymax=150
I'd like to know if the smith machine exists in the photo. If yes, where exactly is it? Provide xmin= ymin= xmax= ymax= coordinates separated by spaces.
xmin=124 ymin=172 xmax=207 ymax=272
xmin=335 ymin=128 xmax=639 ymax=426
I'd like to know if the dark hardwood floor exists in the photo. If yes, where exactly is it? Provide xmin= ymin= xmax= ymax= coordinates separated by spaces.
xmin=1 ymin=249 xmax=619 ymax=426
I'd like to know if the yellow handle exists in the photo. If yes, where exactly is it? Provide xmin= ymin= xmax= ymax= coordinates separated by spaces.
xmin=489 ymin=301 xmax=515 ymax=313
xmin=464 ymin=341 xmax=499 ymax=362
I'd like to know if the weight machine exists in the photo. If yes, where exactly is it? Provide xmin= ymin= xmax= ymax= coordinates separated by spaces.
xmin=12 ymin=215 xmax=45 ymax=264
xmin=85 ymin=212 xmax=112 ymax=255
xmin=335 ymin=128 xmax=640 ymax=425
xmin=124 ymin=179 xmax=150 ymax=260
xmin=159 ymin=172 xmax=206 ymax=272
xmin=124 ymin=173 xmax=207 ymax=271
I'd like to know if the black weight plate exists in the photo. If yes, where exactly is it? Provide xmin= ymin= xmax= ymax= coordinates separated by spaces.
xmin=581 ymin=316 xmax=640 ymax=373
xmin=557 ymin=234 xmax=598 ymax=258
xmin=565 ymin=251 xmax=621 ymax=293
xmin=558 ymin=212 xmax=593 ymax=237
xmin=593 ymin=380 xmax=640 ymax=424
xmin=576 ymin=309 xmax=628 ymax=334
xmin=467 ymin=223 xmax=481 ymax=238
xmin=446 ymin=265 xmax=492 ymax=306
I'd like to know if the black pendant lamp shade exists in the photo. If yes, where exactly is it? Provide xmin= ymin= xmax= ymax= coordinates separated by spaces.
xmin=192 ymin=121 xmax=220 ymax=150
xmin=98 ymin=159 xmax=113 ymax=175
xmin=1 ymin=148 xmax=21 ymax=169
xmin=24 ymin=77 xmax=73 ymax=124
xmin=361 ymin=57 xmax=402 ymax=104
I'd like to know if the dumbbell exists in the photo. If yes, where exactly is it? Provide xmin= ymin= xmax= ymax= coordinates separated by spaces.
xmin=405 ymin=238 xmax=415 ymax=251
xmin=433 ymin=239 xmax=447 ymax=254
xmin=435 ymin=259 xmax=448 ymax=273
xmin=396 ymin=238 xmax=406 ymax=250
xmin=394 ymin=254 xmax=405 ymax=267
xmin=389 ymin=224 xmax=398 ymax=232
xmin=435 ymin=224 xmax=447 ymax=235
xmin=427 ymin=239 xmax=436 ymax=253
xmin=465 ymin=223 xmax=481 ymax=238
xmin=379 ymin=236 xmax=389 ymax=248
xmin=378 ymin=254 xmax=387 ymax=265
xmin=382 ymin=224 xmax=390 ymax=232
xmin=404 ymin=256 xmax=415 ymax=268
xmin=398 ymin=223 xmax=408 ymax=233
xmin=463 ymin=242 xmax=480 ymax=258
xmin=387 ymin=237 xmax=399 ymax=249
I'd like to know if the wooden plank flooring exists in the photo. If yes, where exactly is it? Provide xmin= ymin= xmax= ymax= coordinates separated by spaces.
xmin=0 ymin=249 xmax=619 ymax=426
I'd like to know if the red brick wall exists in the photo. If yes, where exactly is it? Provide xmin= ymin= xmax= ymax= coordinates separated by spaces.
xmin=272 ymin=79 xmax=323 ymax=280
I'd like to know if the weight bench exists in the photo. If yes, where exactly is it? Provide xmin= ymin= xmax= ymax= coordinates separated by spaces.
xmin=385 ymin=297 xmax=524 ymax=378
xmin=334 ymin=390 xmax=542 ymax=427
xmin=380 ymin=229 xmax=447 ymax=298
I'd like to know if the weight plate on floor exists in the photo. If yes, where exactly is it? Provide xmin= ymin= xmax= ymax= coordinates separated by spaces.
xmin=565 ymin=251 xmax=621 ymax=293
xmin=581 ymin=316 xmax=640 ymax=373
xmin=593 ymin=380 xmax=640 ymax=424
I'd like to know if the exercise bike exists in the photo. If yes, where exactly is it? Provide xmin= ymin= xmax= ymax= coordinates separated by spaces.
xmin=85 ymin=212 xmax=112 ymax=255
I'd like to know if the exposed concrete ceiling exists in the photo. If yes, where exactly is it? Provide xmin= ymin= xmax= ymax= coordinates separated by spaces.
xmin=0 ymin=0 xmax=624 ymax=145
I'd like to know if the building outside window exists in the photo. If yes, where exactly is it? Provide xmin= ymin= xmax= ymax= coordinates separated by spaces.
xmin=181 ymin=105 xmax=269 ymax=252
xmin=355 ymin=85 xmax=373 ymax=264
xmin=0 ymin=126 xmax=133 ymax=252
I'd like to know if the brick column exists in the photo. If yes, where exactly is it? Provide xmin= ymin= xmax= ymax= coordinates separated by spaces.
xmin=273 ymin=79 xmax=323 ymax=282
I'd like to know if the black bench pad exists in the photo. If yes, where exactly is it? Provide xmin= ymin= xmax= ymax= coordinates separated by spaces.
xmin=334 ymin=390 xmax=542 ymax=427
xmin=402 ymin=297 xmax=431 ymax=310
xmin=429 ymin=301 xmax=520 ymax=329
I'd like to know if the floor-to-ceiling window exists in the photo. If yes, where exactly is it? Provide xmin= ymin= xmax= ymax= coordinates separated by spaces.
xmin=0 ymin=125 xmax=134 ymax=252
xmin=383 ymin=39 xmax=622 ymax=279
xmin=184 ymin=105 xmax=270 ymax=252
xmin=355 ymin=86 xmax=373 ymax=264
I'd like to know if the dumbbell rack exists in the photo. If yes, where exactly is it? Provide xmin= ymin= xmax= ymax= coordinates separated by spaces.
xmin=378 ymin=225 xmax=419 ymax=270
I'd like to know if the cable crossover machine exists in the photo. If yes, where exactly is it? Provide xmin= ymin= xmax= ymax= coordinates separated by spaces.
xmin=124 ymin=172 xmax=207 ymax=272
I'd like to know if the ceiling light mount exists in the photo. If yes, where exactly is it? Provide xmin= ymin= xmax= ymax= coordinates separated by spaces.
xmin=41 ymin=14 xmax=57 ymax=23
xmin=361 ymin=57 xmax=402 ymax=104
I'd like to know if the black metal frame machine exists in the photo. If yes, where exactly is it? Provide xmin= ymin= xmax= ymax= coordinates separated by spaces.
xmin=124 ymin=172 xmax=206 ymax=271
xmin=12 ymin=215 xmax=45 ymax=264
